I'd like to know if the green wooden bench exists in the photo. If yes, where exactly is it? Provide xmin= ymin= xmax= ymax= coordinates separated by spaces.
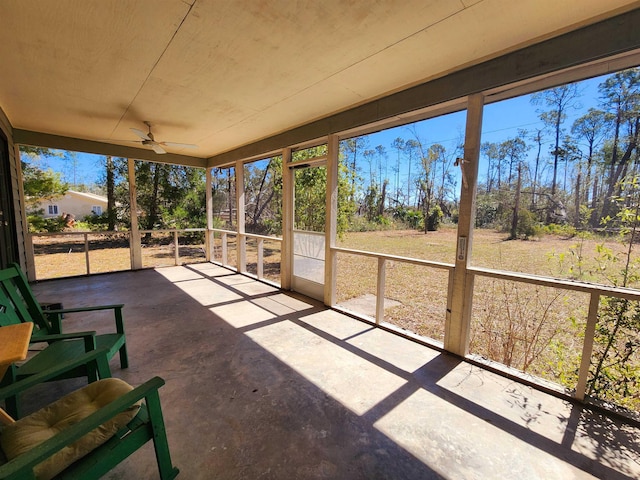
xmin=0 ymin=264 xmax=128 ymax=418
xmin=0 ymin=350 xmax=179 ymax=480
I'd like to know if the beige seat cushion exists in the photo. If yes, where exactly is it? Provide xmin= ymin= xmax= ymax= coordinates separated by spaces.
xmin=1 ymin=378 xmax=141 ymax=480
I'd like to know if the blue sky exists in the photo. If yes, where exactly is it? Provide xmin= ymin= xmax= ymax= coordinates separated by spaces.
xmin=359 ymin=74 xmax=604 ymax=201
xmin=28 ymin=149 xmax=106 ymax=188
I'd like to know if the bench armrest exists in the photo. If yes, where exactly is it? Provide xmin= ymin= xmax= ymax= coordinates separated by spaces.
xmin=29 ymin=331 xmax=96 ymax=343
xmin=45 ymin=305 xmax=125 ymax=335
xmin=0 ymin=348 xmax=112 ymax=401
xmin=29 ymin=331 xmax=97 ymax=353
xmin=45 ymin=304 xmax=124 ymax=314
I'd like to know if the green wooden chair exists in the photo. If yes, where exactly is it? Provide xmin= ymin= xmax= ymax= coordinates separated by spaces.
xmin=0 ymin=350 xmax=179 ymax=480
xmin=0 ymin=264 xmax=128 ymax=369
xmin=0 ymin=264 xmax=128 ymax=418
xmin=0 ymin=297 xmax=107 ymax=419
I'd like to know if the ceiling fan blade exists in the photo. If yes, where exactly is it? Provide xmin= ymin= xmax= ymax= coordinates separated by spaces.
xmin=160 ymin=142 xmax=198 ymax=149
xmin=130 ymin=128 xmax=151 ymax=141
xmin=98 ymin=139 xmax=142 ymax=144
xmin=151 ymin=143 xmax=167 ymax=154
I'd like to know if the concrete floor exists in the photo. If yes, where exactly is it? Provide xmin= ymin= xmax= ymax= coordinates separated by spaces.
xmin=21 ymin=263 xmax=640 ymax=479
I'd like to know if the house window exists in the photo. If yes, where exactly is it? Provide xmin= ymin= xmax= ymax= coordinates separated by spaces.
xmin=48 ymin=205 xmax=58 ymax=215
xmin=92 ymin=205 xmax=102 ymax=215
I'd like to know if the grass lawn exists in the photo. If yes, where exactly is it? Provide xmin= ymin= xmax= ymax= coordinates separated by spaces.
xmin=33 ymin=232 xmax=283 ymax=284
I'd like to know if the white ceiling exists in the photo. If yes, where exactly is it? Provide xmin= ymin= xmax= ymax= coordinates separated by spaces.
xmin=0 ymin=0 xmax=638 ymax=161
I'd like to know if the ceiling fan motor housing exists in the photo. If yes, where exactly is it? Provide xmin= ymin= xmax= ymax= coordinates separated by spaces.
xmin=130 ymin=123 xmax=197 ymax=154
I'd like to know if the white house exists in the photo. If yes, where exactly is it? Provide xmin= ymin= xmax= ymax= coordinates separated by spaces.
xmin=39 ymin=190 xmax=108 ymax=219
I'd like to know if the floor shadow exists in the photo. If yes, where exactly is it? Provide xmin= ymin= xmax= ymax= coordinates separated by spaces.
xmin=23 ymin=265 xmax=640 ymax=480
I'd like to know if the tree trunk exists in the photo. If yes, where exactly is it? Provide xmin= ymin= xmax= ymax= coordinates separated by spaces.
xmin=601 ymin=109 xmax=623 ymax=220
xmin=377 ymin=180 xmax=387 ymax=216
xmin=602 ymin=128 xmax=638 ymax=219
xmin=584 ymin=143 xmax=594 ymax=205
xmin=144 ymin=163 xmax=162 ymax=240
xmin=551 ymin=113 xmax=561 ymax=196
xmin=531 ymin=130 xmax=542 ymax=210
xmin=227 ymin=169 xmax=234 ymax=228
xmin=510 ymin=164 xmax=522 ymax=239
xmin=574 ymin=169 xmax=581 ymax=227
xmin=351 ymin=146 xmax=357 ymax=203
xmin=423 ymin=186 xmax=432 ymax=235
xmin=589 ymin=175 xmax=600 ymax=227
xmin=251 ymin=160 xmax=271 ymax=228
xmin=407 ymin=152 xmax=412 ymax=207
xmin=106 ymin=156 xmax=116 ymax=231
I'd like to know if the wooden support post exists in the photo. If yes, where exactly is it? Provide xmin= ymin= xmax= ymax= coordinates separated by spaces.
xmin=576 ymin=293 xmax=600 ymax=401
xmin=446 ymin=268 xmax=454 ymax=333
xmin=324 ymin=135 xmax=338 ymax=307
xmin=281 ymin=148 xmax=293 ymax=290
xmin=236 ymin=160 xmax=246 ymax=273
xmin=222 ymin=232 xmax=228 ymax=266
xmin=173 ymin=230 xmax=179 ymax=266
xmin=258 ymin=238 xmax=264 ymax=279
xmin=444 ymin=93 xmax=484 ymax=356
xmin=24 ymin=234 xmax=35 ymax=281
xmin=14 ymin=147 xmax=37 ymax=281
xmin=205 ymin=229 xmax=211 ymax=263
xmin=84 ymin=233 xmax=90 ymax=275
xmin=205 ymin=167 xmax=213 ymax=262
xmin=127 ymin=159 xmax=143 ymax=270
xmin=376 ymin=257 xmax=386 ymax=325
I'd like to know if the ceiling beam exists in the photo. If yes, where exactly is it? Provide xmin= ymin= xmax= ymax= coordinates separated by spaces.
xmin=207 ymin=8 xmax=640 ymax=168
xmin=13 ymin=130 xmax=207 ymax=168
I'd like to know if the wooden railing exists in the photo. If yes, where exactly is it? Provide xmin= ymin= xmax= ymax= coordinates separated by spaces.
xmin=30 ymin=230 xmax=130 ymax=277
xmin=30 ymin=227 xmax=282 ymax=282
xmin=332 ymin=245 xmax=640 ymax=405
xmin=332 ymin=246 xmax=454 ymax=326
xmin=138 ymin=228 xmax=207 ymax=267
xmin=210 ymin=228 xmax=282 ymax=283
xmin=469 ymin=266 xmax=640 ymax=402
xmin=29 ymin=228 xmax=208 ymax=278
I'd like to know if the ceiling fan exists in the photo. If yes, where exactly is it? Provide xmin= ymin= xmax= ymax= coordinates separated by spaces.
xmin=130 ymin=121 xmax=198 ymax=154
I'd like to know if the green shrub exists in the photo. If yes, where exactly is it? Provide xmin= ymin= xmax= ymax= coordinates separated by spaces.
xmin=475 ymin=203 xmax=498 ymax=228
xmin=542 ymin=223 xmax=577 ymax=237
xmin=82 ymin=212 xmax=109 ymax=231
xmin=261 ymin=218 xmax=282 ymax=236
xmin=427 ymin=205 xmax=443 ymax=231
xmin=406 ymin=210 xmax=424 ymax=230
xmin=515 ymin=209 xmax=542 ymax=239
xmin=375 ymin=215 xmax=392 ymax=228
xmin=28 ymin=214 xmax=66 ymax=233
xmin=348 ymin=215 xmax=394 ymax=232
xmin=392 ymin=206 xmax=424 ymax=230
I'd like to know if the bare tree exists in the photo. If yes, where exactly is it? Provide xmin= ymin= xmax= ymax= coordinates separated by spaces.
xmin=391 ymin=137 xmax=405 ymax=204
xmin=572 ymin=108 xmax=608 ymax=208
xmin=531 ymin=83 xmax=581 ymax=197
xmin=598 ymin=68 xmax=640 ymax=220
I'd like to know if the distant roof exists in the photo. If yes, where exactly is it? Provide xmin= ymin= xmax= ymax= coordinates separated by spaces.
xmin=67 ymin=190 xmax=107 ymax=202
